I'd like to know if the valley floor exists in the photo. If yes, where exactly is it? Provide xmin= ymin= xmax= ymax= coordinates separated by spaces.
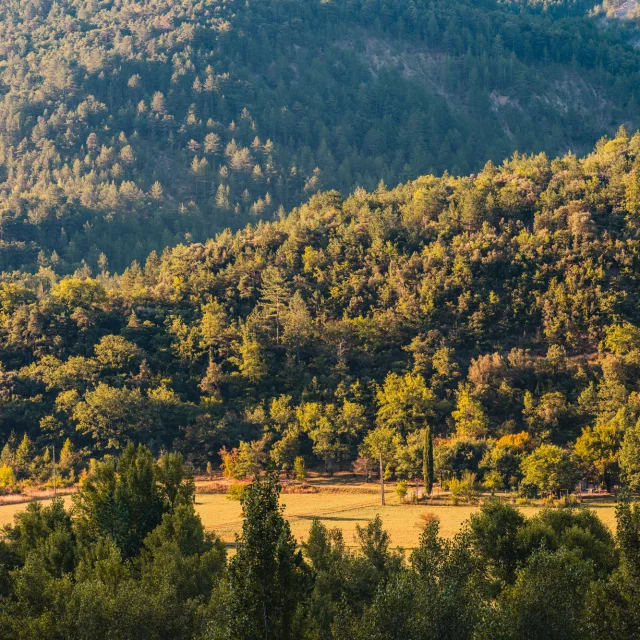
xmin=0 ymin=480 xmax=618 ymax=550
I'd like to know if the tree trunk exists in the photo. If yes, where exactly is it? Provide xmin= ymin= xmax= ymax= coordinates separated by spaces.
xmin=379 ymin=453 xmax=385 ymax=506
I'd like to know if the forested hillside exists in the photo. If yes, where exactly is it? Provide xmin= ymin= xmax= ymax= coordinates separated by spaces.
xmin=2 ymin=129 xmax=640 ymax=496
xmin=1 ymin=0 xmax=640 ymax=272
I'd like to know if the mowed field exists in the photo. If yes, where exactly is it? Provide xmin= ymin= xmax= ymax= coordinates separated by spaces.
xmin=193 ymin=492 xmax=618 ymax=549
xmin=0 ymin=490 xmax=618 ymax=550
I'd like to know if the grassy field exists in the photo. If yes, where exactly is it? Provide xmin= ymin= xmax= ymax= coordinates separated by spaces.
xmin=194 ymin=492 xmax=618 ymax=550
xmin=0 ymin=489 xmax=618 ymax=551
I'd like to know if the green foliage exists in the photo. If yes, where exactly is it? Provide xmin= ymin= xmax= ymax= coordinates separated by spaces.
xmin=72 ymin=444 xmax=192 ymax=558
xmin=5 ymin=128 xmax=640 ymax=500
xmin=340 ymin=518 xmax=481 ymax=640
xmin=362 ymin=426 xmax=401 ymax=504
xmin=614 ymin=490 xmax=640 ymax=577
xmin=0 ymin=446 xmax=225 ymax=640
xmin=435 ymin=439 xmax=488 ymax=482
xmin=483 ymin=469 xmax=506 ymax=494
xmin=2 ymin=448 xmax=640 ymax=639
xmin=0 ymin=0 xmax=638 ymax=275
xmin=0 ymin=464 xmax=15 ymax=489
xmin=226 ymin=483 xmax=247 ymax=502
xmin=395 ymin=480 xmax=408 ymax=501
xmin=521 ymin=444 xmax=581 ymax=496
xmin=619 ymin=419 xmax=640 ymax=490
xmin=423 ymin=426 xmax=434 ymax=495
xmin=293 ymin=456 xmax=306 ymax=482
xmin=481 ymin=548 xmax=593 ymax=640
xmin=298 ymin=400 xmax=366 ymax=475
xmin=376 ymin=372 xmax=434 ymax=437
xmin=517 ymin=508 xmax=617 ymax=579
xmin=3 ymin=497 xmax=76 ymax=576
xmin=452 ymin=389 xmax=489 ymax=439
xmin=470 ymin=500 xmax=526 ymax=586
xmin=575 ymin=413 xmax=626 ymax=491
xmin=362 ymin=427 xmax=400 ymax=464
xmin=221 ymin=474 xmax=313 ymax=640
xmin=219 ymin=442 xmax=265 ymax=480
xmin=448 ymin=471 xmax=480 ymax=504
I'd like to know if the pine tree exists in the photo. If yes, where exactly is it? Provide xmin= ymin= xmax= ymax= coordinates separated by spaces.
xmin=150 ymin=181 xmax=163 ymax=200
xmin=215 ymin=183 xmax=229 ymax=210
xmin=260 ymin=266 xmax=291 ymax=342
xmin=97 ymin=252 xmax=108 ymax=274
xmin=59 ymin=438 xmax=76 ymax=471
xmin=15 ymin=434 xmax=32 ymax=471
xmin=151 ymin=91 xmax=166 ymax=114
xmin=204 ymin=132 xmax=221 ymax=155
xmin=199 ymin=359 xmax=223 ymax=400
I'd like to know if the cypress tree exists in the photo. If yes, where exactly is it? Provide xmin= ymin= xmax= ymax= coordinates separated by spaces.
xmin=423 ymin=425 xmax=434 ymax=496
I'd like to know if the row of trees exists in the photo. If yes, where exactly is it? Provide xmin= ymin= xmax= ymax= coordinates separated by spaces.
xmin=1 ymin=449 xmax=639 ymax=639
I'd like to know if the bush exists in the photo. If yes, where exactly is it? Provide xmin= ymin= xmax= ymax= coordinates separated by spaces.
xmin=0 ymin=464 xmax=16 ymax=490
xmin=554 ymin=494 xmax=580 ymax=508
xmin=483 ymin=470 xmax=505 ymax=495
xmin=416 ymin=511 xmax=440 ymax=530
xmin=395 ymin=480 xmax=408 ymax=502
xmin=448 ymin=471 xmax=479 ymax=504
xmin=293 ymin=456 xmax=306 ymax=481
xmin=227 ymin=482 xmax=247 ymax=501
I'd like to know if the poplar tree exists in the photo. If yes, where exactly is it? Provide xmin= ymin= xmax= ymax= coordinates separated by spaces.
xmin=227 ymin=474 xmax=313 ymax=639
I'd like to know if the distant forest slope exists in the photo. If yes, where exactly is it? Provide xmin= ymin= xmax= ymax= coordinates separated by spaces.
xmin=1 ymin=0 xmax=640 ymax=272
xmin=2 ymin=130 xmax=640 ymax=494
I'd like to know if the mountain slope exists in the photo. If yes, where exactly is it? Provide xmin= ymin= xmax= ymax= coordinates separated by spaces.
xmin=0 ymin=0 xmax=639 ymax=274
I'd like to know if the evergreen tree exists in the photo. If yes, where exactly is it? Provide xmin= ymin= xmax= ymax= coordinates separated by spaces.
xmin=423 ymin=425 xmax=434 ymax=496
xmin=260 ymin=266 xmax=291 ymax=342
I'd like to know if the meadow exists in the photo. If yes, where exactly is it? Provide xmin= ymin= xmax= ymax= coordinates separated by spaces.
xmin=193 ymin=492 xmax=618 ymax=549
xmin=0 ymin=486 xmax=618 ymax=550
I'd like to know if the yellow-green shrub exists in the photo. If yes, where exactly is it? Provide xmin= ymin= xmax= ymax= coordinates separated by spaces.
xmin=0 ymin=464 xmax=16 ymax=489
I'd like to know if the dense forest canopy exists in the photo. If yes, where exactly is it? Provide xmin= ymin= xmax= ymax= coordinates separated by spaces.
xmin=1 ymin=0 xmax=640 ymax=272
xmin=2 ymin=129 xmax=640 ymax=496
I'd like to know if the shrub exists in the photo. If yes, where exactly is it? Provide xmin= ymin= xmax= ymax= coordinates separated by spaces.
xmin=219 ymin=441 xmax=265 ymax=480
xmin=395 ymin=480 xmax=408 ymax=502
xmin=0 ymin=464 xmax=16 ymax=489
xmin=227 ymin=482 xmax=247 ymax=501
xmin=483 ymin=470 xmax=505 ymax=495
xmin=416 ymin=511 xmax=441 ymax=530
xmin=554 ymin=494 xmax=580 ymax=508
xmin=448 ymin=471 xmax=479 ymax=504
xmin=293 ymin=456 xmax=306 ymax=481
